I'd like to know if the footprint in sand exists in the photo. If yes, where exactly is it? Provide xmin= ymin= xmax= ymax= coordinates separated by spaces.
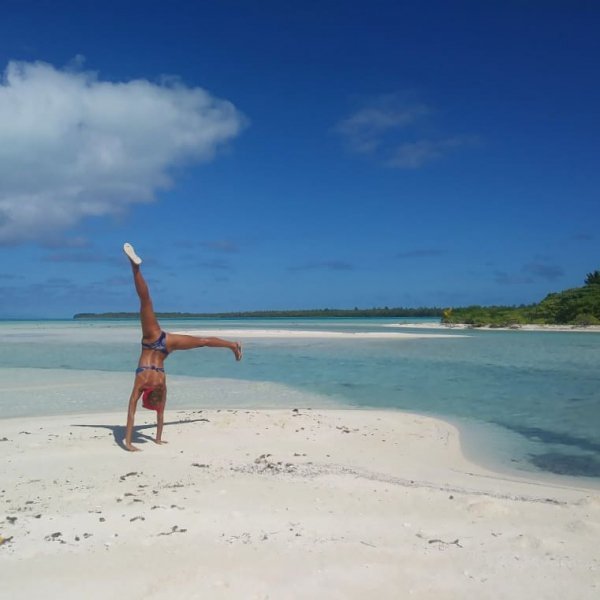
xmin=511 ymin=533 xmax=542 ymax=550
xmin=466 ymin=499 xmax=511 ymax=518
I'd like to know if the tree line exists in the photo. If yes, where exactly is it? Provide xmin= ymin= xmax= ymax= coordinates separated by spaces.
xmin=74 ymin=270 xmax=600 ymax=326
xmin=74 ymin=306 xmax=445 ymax=320
xmin=442 ymin=271 xmax=600 ymax=327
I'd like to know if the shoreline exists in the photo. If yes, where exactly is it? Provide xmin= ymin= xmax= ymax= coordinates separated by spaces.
xmin=3 ymin=405 xmax=594 ymax=490
xmin=172 ymin=328 xmax=466 ymax=339
xmin=2 ymin=367 xmax=599 ymax=487
xmin=1 ymin=408 xmax=599 ymax=598
xmin=384 ymin=322 xmax=600 ymax=333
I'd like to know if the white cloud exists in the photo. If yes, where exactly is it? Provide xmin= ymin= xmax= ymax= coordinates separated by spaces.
xmin=386 ymin=136 xmax=476 ymax=169
xmin=335 ymin=94 xmax=429 ymax=154
xmin=0 ymin=60 xmax=246 ymax=244
xmin=336 ymin=93 xmax=476 ymax=168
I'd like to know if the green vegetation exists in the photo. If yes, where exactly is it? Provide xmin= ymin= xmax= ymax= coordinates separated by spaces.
xmin=74 ymin=271 xmax=600 ymax=327
xmin=585 ymin=270 xmax=600 ymax=285
xmin=73 ymin=307 xmax=444 ymax=320
xmin=442 ymin=305 xmax=533 ymax=328
xmin=443 ymin=272 xmax=600 ymax=327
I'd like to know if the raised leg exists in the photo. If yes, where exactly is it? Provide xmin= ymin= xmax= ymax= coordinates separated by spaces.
xmin=166 ymin=334 xmax=242 ymax=360
xmin=129 ymin=262 xmax=161 ymax=342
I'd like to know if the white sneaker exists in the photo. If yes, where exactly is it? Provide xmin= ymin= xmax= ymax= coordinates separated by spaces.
xmin=123 ymin=243 xmax=142 ymax=265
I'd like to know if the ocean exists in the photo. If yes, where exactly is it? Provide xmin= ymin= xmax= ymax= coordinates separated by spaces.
xmin=1 ymin=317 xmax=599 ymax=484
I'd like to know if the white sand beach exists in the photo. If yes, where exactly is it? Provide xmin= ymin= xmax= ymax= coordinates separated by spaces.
xmin=174 ymin=329 xmax=466 ymax=339
xmin=384 ymin=323 xmax=600 ymax=333
xmin=1 ymin=408 xmax=598 ymax=599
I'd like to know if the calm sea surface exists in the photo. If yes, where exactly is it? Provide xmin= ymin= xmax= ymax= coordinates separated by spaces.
xmin=1 ymin=318 xmax=599 ymax=483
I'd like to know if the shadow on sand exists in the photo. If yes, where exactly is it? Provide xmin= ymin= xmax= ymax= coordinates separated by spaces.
xmin=72 ymin=417 xmax=210 ymax=451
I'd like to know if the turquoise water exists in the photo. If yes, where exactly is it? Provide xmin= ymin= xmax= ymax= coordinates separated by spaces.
xmin=1 ymin=318 xmax=599 ymax=482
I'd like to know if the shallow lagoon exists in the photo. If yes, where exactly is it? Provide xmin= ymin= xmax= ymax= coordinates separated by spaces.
xmin=1 ymin=318 xmax=599 ymax=482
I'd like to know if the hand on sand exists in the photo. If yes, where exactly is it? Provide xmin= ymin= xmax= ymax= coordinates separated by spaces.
xmin=125 ymin=443 xmax=141 ymax=452
xmin=233 ymin=342 xmax=243 ymax=361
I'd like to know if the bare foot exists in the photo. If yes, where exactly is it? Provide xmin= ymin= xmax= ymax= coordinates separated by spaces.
xmin=155 ymin=440 xmax=168 ymax=445
xmin=233 ymin=342 xmax=243 ymax=361
xmin=125 ymin=443 xmax=141 ymax=452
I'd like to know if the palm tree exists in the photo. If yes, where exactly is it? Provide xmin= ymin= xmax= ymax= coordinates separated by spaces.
xmin=584 ymin=270 xmax=600 ymax=285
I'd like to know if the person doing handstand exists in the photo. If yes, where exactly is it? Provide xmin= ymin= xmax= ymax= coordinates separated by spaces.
xmin=123 ymin=243 xmax=242 ymax=452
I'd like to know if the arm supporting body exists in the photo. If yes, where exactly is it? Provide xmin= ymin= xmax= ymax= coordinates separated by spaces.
xmin=155 ymin=386 xmax=167 ymax=444
xmin=125 ymin=385 xmax=142 ymax=451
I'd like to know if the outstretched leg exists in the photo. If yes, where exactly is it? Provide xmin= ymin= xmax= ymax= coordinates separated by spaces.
xmin=124 ymin=244 xmax=161 ymax=342
xmin=167 ymin=333 xmax=242 ymax=361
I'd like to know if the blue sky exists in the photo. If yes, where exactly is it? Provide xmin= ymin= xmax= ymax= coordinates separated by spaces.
xmin=0 ymin=0 xmax=598 ymax=318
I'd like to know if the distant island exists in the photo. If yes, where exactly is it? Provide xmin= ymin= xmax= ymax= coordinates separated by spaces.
xmin=74 ymin=270 xmax=600 ymax=328
xmin=74 ymin=307 xmax=444 ymax=320
xmin=442 ymin=270 xmax=600 ymax=328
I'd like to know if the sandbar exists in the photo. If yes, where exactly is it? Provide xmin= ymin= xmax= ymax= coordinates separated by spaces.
xmin=173 ymin=328 xmax=467 ymax=339
xmin=1 ymin=408 xmax=598 ymax=599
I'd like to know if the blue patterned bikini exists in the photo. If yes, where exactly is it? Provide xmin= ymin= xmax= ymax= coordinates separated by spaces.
xmin=135 ymin=365 xmax=165 ymax=375
xmin=141 ymin=331 xmax=169 ymax=354
xmin=136 ymin=331 xmax=169 ymax=374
